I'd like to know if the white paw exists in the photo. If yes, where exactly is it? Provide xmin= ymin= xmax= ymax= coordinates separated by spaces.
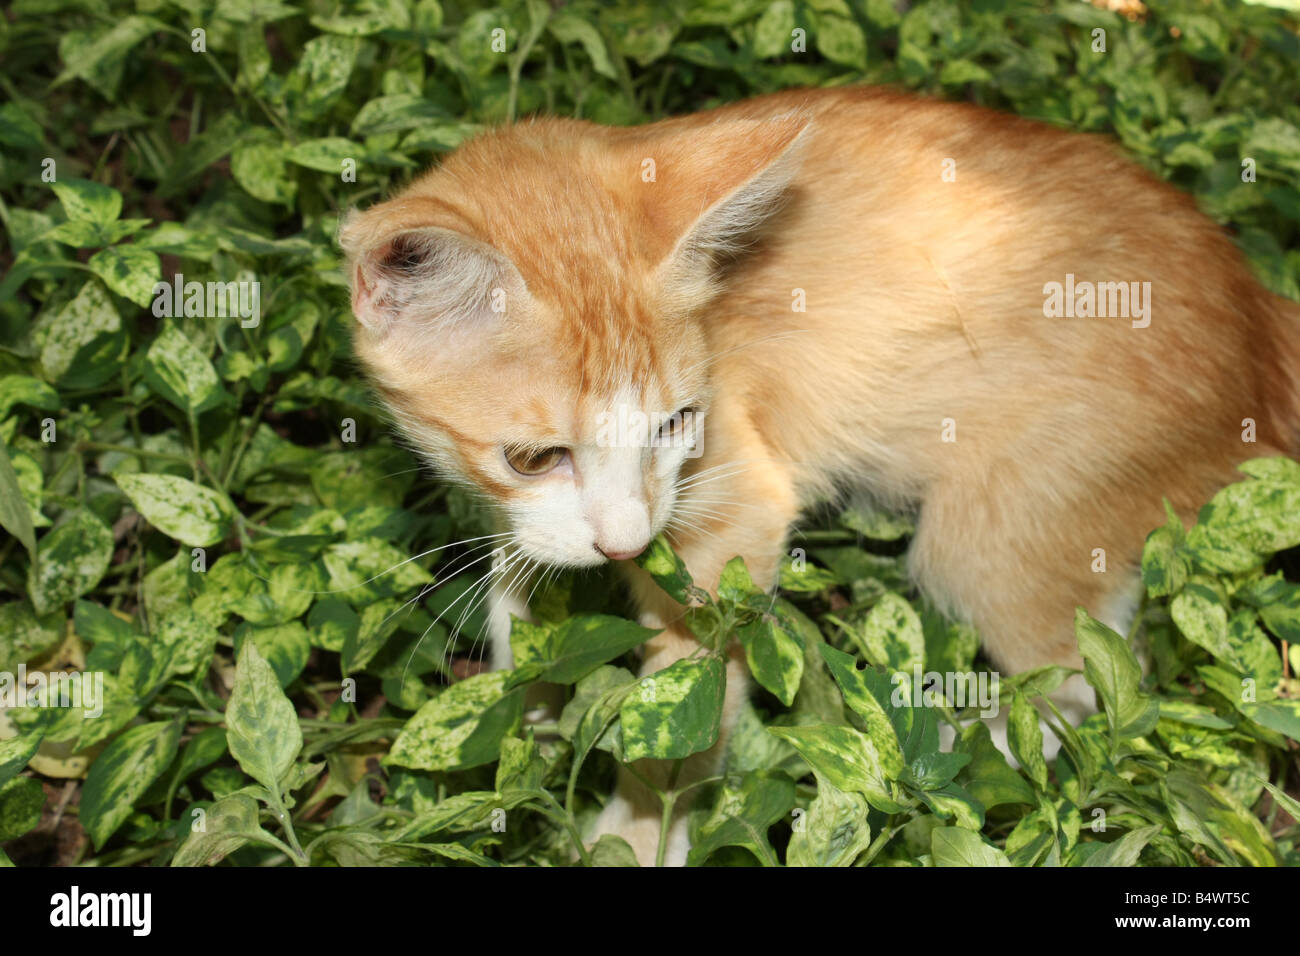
xmin=588 ymin=792 xmax=689 ymax=866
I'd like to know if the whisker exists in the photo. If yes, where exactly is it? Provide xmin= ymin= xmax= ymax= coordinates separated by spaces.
xmin=376 ymin=537 xmax=514 ymax=633
xmin=244 ymin=530 xmax=514 ymax=595
xmin=462 ymin=552 xmax=535 ymax=668
xmin=401 ymin=545 xmax=514 ymax=688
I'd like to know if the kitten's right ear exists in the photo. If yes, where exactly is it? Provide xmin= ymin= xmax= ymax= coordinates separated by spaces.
xmin=339 ymin=210 xmax=523 ymax=336
xmin=636 ymin=111 xmax=812 ymax=305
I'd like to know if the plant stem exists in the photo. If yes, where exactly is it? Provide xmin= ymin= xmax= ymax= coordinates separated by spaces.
xmin=655 ymin=789 xmax=677 ymax=868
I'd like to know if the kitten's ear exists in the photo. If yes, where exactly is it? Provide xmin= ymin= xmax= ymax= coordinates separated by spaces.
xmin=339 ymin=210 xmax=523 ymax=336
xmin=643 ymin=112 xmax=812 ymax=294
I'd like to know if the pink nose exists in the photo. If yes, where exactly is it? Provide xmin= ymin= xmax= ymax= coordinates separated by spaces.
xmin=596 ymin=544 xmax=646 ymax=561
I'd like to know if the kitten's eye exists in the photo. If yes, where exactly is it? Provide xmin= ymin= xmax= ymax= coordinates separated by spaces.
xmin=658 ymin=406 xmax=698 ymax=439
xmin=505 ymin=446 xmax=567 ymax=476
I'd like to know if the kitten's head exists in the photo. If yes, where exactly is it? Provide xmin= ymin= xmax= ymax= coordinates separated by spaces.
xmin=340 ymin=110 xmax=808 ymax=568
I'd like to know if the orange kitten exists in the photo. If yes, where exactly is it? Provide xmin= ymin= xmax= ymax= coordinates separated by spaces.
xmin=340 ymin=86 xmax=1300 ymax=865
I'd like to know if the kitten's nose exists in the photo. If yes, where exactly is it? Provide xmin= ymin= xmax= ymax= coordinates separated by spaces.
xmin=595 ymin=543 xmax=647 ymax=562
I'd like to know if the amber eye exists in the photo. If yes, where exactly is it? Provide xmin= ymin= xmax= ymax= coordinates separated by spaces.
xmin=505 ymin=446 xmax=567 ymax=476
xmin=657 ymin=406 xmax=697 ymax=439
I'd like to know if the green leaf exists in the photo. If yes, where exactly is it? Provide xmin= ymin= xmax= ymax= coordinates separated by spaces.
xmin=839 ymin=502 xmax=914 ymax=541
xmin=1261 ymin=780 xmax=1300 ymax=824
xmin=591 ymin=833 xmax=640 ymax=866
xmin=288 ymin=35 xmax=362 ymax=120
xmin=285 ymin=137 xmax=365 ymax=173
xmin=817 ymin=644 xmax=905 ymax=776
xmin=1170 ymin=581 xmax=1240 ymax=666
xmin=0 ymin=442 xmax=36 ymax=557
xmin=351 ymin=94 xmax=448 ymax=137
xmin=1081 ymin=824 xmax=1162 ymax=867
xmin=955 ymin=721 xmax=1036 ymax=809
xmin=0 ymin=102 xmax=42 ymax=151
xmin=172 ymin=726 xmax=229 ymax=786
xmin=235 ymin=621 xmax=310 ymax=687
xmin=848 ymin=593 xmax=925 ymax=674
xmin=226 ymin=641 xmax=303 ymax=795
xmin=0 ymin=777 xmax=45 ymax=842
xmin=0 ymin=603 xmax=62 ymax=671
xmin=905 ymin=751 xmax=972 ymax=791
xmin=560 ymin=666 xmax=636 ymax=774
xmin=153 ymin=606 xmax=219 ymax=679
xmin=1008 ymin=692 xmax=1049 ymax=790
xmin=736 ymin=615 xmax=804 ymax=706
xmin=778 ymin=557 xmax=839 ymax=593
xmin=310 ymin=0 xmax=410 ymax=36
xmin=1141 ymin=499 xmax=1188 ymax=597
xmin=1155 ymin=699 xmax=1232 ymax=730
xmin=307 ymin=599 xmax=360 ymax=652
xmin=1184 ymin=473 xmax=1300 ymax=572
xmin=114 ymin=473 xmax=234 ymax=548
xmin=341 ymin=599 xmax=401 ymax=674
xmin=87 ymin=245 xmax=161 ymax=308
xmin=814 ymin=13 xmax=866 ymax=68
xmin=385 ymin=671 xmax=522 ymax=772
xmin=33 ymin=279 xmax=124 ymax=388
xmin=322 ymin=537 xmax=433 ymax=605
xmin=44 ymin=217 xmax=147 ymax=248
xmin=27 ymin=510 xmax=114 ymax=614
xmin=1074 ymin=609 xmax=1159 ymax=744
xmin=80 ymin=719 xmax=181 ymax=848
xmin=548 ymin=12 xmax=618 ymax=79
xmin=940 ymin=59 xmax=993 ymax=85
xmin=142 ymin=322 xmax=226 ymax=415
xmin=171 ymin=793 xmax=283 ymax=867
xmin=767 ymin=723 xmax=904 ymax=813
xmin=0 ymin=733 xmax=43 ymax=788
xmin=1162 ymin=770 xmax=1276 ymax=867
xmin=635 ymin=535 xmax=698 ymax=604
xmin=930 ymin=826 xmax=1011 ymax=867
xmin=506 ymin=613 xmax=655 ymax=687
xmin=1259 ymin=585 xmax=1300 ymax=643
xmin=8 ymin=450 xmax=47 ymax=533
xmin=1242 ymin=698 xmax=1300 ymax=743
xmin=717 ymin=555 xmax=761 ymax=603
xmin=786 ymin=772 xmax=873 ymax=867
xmin=620 ymin=657 xmax=726 ymax=761
xmin=494 ymin=733 xmax=545 ymax=794
xmin=558 ymin=665 xmax=635 ymax=739
xmin=0 ymin=376 xmax=59 ymax=419
xmin=50 ymin=178 xmax=122 ymax=225
xmin=54 ymin=16 xmax=161 ymax=99
xmin=231 ymin=131 xmax=296 ymax=206
xmin=753 ymin=0 xmax=796 ymax=59
xmin=688 ymin=770 xmax=795 ymax=866
xmin=915 ymin=781 xmax=983 ymax=830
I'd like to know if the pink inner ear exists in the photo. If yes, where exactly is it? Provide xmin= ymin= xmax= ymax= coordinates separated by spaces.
xmin=352 ymin=240 xmax=394 ymax=322
xmin=351 ymin=262 xmax=373 ymax=316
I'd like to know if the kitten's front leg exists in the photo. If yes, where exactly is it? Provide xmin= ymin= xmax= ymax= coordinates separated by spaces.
xmin=485 ymin=552 xmax=564 ymax=720
xmin=590 ymin=621 xmax=751 ymax=866
xmin=486 ymin=557 xmax=532 ymax=673
xmin=589 ymin=447 xmax=800 ymax=866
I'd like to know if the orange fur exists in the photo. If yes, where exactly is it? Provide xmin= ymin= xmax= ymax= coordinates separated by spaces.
xmin=341 ymin=87 xmax=1300 ymax=864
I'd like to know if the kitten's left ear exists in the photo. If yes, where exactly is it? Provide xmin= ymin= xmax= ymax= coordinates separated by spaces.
xmin=638 ymin=111 xmax=812 ymax=297
xmin=338 ymin=203 xmax=526 ymax=338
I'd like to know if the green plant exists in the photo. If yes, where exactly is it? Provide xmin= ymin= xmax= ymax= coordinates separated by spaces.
xmin=0 ymin=0 xmax=1298 ymax=867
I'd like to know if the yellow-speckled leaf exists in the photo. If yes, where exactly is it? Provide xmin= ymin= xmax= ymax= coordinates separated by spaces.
xmin=115 ymin=473 xmax=234 ymax=547
xmin=620 ymin=657 xmax=725 ymax=761
xmin=384 ymin=671 xmax=522 ymax=772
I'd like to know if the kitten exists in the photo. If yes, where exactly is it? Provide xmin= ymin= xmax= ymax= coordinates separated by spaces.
xmin=340 ymin=86 xmax=1300 ymax=866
